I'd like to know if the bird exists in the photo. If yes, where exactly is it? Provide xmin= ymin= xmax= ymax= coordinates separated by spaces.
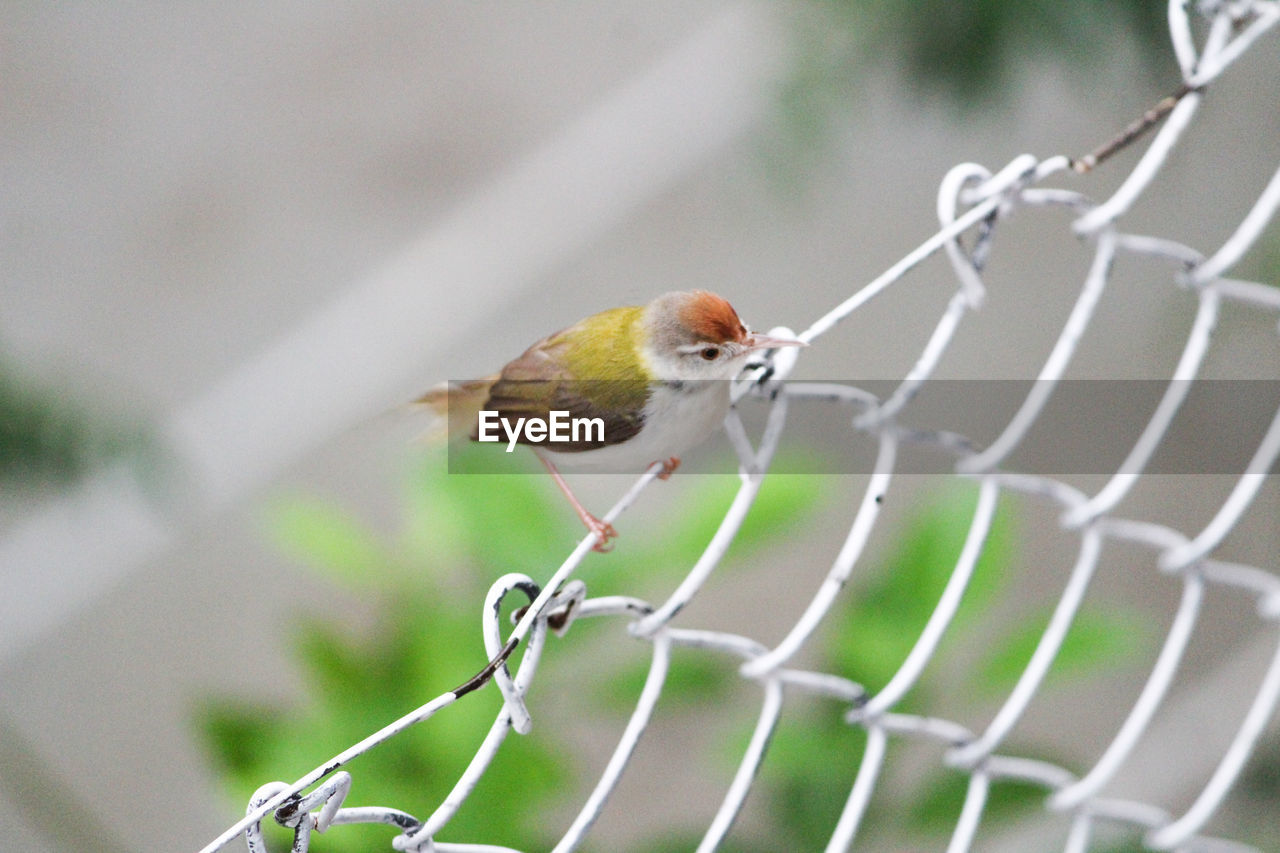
xmin=416 ymin=290 xmax=803 ymax=551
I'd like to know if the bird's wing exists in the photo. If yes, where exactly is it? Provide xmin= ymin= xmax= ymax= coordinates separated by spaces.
xmin=478 ymin=338 xmax=648 ymax=451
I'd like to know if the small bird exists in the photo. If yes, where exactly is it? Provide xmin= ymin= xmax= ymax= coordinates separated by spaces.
xmin=417 ymin=290 xmax=803 ymax=551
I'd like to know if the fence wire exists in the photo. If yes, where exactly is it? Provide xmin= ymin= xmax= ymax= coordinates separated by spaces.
xmin=201 ymin=2 xmax=1280 ymax=851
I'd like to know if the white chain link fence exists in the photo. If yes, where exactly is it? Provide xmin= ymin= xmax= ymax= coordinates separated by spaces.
xmin=201 ymin=2 xmax=1280 ymax=850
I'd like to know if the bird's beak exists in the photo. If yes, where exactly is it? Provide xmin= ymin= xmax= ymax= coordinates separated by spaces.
xmin=746 ymin=333 xmax=807 ymax=352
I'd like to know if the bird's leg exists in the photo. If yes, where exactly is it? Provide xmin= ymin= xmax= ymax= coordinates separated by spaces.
xmin=657 ymin=457 xmax=681 ymax=480
xmin=538 ymin=454 xmax=617 ymax=552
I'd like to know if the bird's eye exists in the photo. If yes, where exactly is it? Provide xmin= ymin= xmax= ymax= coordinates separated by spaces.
xmin=700 ymin=346 xmax=720 ymax=361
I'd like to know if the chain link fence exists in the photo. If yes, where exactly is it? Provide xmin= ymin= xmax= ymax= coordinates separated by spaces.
xmin=201 ymin=2 xmax=1280 ymax=850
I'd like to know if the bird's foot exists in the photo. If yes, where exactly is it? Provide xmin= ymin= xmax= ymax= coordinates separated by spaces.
xmin=584 ymin=515 xmax=618 ymax=552
xmin=657 ymin=457 xmax=681 ymax=480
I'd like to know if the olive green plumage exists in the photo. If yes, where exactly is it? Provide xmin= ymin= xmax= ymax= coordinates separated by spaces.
xmin=478 ymin=305 xmax=652 ymax=452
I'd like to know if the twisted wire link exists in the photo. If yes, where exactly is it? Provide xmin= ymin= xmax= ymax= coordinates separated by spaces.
xmin=200 ymin=2 xmax=1280 ymax=851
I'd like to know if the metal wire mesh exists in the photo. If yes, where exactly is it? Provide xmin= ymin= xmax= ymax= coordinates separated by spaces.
xmin=201 ymin=2 xmax=1280 ymax=851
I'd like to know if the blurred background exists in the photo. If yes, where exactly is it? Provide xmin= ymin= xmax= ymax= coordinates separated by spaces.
xmin=2 ymin=2 xmax=1279 ymax=851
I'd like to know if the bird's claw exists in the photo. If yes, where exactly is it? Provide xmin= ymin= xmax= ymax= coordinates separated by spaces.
xmin=657 ymin=457 xmax=681 ymax=481
xmin=586 ymin=516 xmax=618 ymax=552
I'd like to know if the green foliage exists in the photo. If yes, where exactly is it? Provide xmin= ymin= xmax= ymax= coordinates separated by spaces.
xmin=769 ymin=0 xmax=1170 ymax=180
xmin=860 ymin=0 xmax=1165 ymax=102
xmin=978 ymin=606 xmax=1151 ymax=697
xmin=200 ymin=451 xmax=1152 ymax=851
xmin=757 ymin=711 xmax=870 ymax=846
xmin=752 ymin=482 xmax=1151 ymax=849
xmin=822 ymin=482 xmax=1016 ymax=700
xmin=199 ymin=451 xmax=572 ymax=850
xmin=197 ymin=446 xmax=824 ymax=851
xmin=590 ymin=645 xmax=739 ymax=714
xmin=198 ymin=561 xmax=562 ymax=849
xmin=0 ymin=360 xmax=151 ymax=489
xmin=794 ymin=0 xmax=1166 ymax=110
xmin=580 ymin=457 xmax=825 ymax=598
xmin=270 ymin=496 xmax=391 ymax=588
xmin=906 ymin=770 xmax=1047 ymax=835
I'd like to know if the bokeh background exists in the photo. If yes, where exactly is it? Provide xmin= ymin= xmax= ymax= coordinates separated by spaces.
xmin=3 ymin=2 xmax=1279 ymax=851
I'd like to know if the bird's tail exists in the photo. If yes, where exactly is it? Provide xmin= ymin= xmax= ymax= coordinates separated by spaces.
xmin=410 ymin=377 xmax=497 ymax=442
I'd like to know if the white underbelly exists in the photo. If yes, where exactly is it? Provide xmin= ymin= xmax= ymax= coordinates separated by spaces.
xmin=541 ymin=381 xmax=730 ymax=473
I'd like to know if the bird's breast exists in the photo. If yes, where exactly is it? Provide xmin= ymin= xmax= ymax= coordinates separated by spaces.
xmin=542 ymin=380 xmax=730 ymax=473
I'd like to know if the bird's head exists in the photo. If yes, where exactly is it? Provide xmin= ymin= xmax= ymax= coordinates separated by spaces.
xmin=640 ymin=290 xmax=804 ymax=382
